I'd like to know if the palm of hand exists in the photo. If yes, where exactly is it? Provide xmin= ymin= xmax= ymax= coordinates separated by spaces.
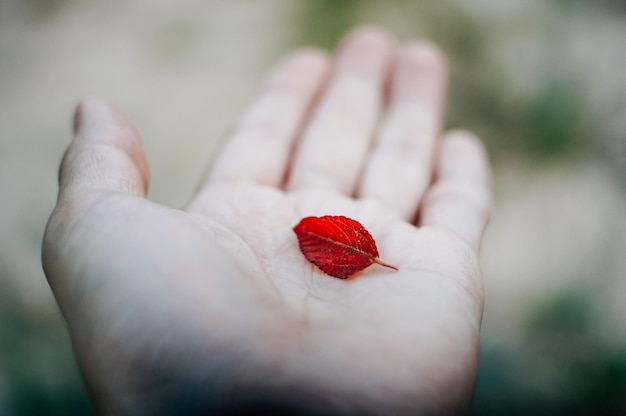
xmin=65 ymin=183 xmax=479 ymax=413
xmin=44 ymin=28 xmax=491 ymax=414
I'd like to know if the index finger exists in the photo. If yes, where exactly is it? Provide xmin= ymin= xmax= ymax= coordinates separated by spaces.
xmin=202 ymin=50 xmax=330 ymax=188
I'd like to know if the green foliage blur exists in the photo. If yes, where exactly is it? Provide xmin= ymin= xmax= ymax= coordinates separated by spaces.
xmin=474 ymin=288 xmax=626 ymax=415
xmin=293 ymin=0 xmax=599 ymax=163
xmin=0 ymin=277 xmax=92 ymax=415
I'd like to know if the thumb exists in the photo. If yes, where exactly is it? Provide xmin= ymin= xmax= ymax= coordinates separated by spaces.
xmin=58 ymin=98 xmax=150 ymax=200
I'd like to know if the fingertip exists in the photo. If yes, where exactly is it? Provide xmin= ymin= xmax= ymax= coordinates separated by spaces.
xmin=289 ymin=47 xmax=331 ymax=67
xmin=61 ymin=97 xmax=150 ymax=198
xmin=399 ymin=40 xmax=448 ymax=74
xmin=337 ymin=25 xmax=396 ymax=69
xmin=73 ymin=97 xmax=109 ymax=135
xmin=279 ymin=48 xmax=330 ymax=73
xmin=443 ymin=129 xmax=482 ymax=147
xmin=265 ymin=49 xmax=331 ymax=92
xmin=342 ymin=25 xmax=395 ymax=48
xmin=440 ymin=130 xmax=491 ymax=183
xmin=399 ymin=40 xmax=448 ymax=67
xmin=390 ymin=40 xmax=448 ymax=104
xmin=76 ymin=98 xmax=145 ymax=163
xmin=75 ymin=97 xmax=139 ymax=140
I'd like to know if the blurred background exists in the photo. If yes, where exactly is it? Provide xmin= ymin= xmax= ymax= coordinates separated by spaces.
xmin=1 ymin=0 xmax=625 ymax=414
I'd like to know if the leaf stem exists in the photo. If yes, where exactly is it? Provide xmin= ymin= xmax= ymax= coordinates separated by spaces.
xmin=373 ymin=258 xmax=399 ymax=271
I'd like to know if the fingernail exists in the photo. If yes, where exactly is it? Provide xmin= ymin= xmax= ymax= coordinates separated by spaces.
xmin=72 ymin=102 xmax=83 ymax=135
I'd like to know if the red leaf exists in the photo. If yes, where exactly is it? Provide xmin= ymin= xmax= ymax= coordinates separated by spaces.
xmin=293 ymin=215 xmax=398 ymax=279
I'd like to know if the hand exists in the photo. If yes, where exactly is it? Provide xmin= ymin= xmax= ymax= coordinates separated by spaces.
xmin=43 ymin=27 xmax=491 ymax=415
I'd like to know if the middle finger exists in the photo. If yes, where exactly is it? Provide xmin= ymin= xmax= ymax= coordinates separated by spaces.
xmin=287 ymin=27 xmax=394 ymax=195
xmin=359 ymin=42 xmax=448 ymax=221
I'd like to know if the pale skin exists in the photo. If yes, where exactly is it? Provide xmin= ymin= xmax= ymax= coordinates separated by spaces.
xmin=43 ymin=28 xmax=491 ymax=415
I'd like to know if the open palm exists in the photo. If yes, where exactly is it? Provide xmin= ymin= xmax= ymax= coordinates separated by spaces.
xmin=43 ymin=28 xmax=491 ymax=415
